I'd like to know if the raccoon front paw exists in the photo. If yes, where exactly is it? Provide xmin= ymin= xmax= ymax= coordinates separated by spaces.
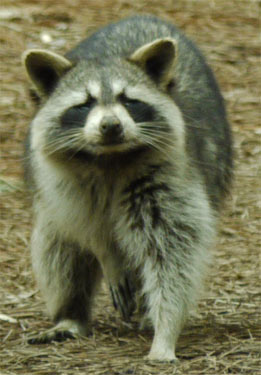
xmin=28 ymin=329 xmax=75 ymax=344
xmin=146 ymin=342 xmax=178 ymax=363
xmin=145 ymin=352 xmax=179 ymax=364
xmin=28 ymin=319 xmax=83 ymax=344
xmin=110 ymin=276 xmax=136 ymax=321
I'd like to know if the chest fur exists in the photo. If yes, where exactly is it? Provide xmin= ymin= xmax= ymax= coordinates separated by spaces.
xmin=34 ymin=158 xmax=173 ymax=254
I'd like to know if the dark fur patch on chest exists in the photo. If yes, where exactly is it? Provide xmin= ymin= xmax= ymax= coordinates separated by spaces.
xmin=122 ymin=168 xmax=170 ymax=230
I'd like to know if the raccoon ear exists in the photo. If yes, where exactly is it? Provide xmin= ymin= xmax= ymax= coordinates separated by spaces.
xmin=129 ymin=38 xmax=177 ymax=87
xmin=22 ymin=49 xmax=72 ymax=96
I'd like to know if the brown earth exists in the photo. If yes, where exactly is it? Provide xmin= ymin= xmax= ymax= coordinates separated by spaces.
xmin=0 ymin=1 xmax=260 ymax=374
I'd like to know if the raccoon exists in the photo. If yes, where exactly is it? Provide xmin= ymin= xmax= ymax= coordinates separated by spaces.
xmin=22 ymin=15 xmax=233 ymax=362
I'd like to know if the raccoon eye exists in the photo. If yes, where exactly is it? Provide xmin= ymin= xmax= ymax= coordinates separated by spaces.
xmin=119 ymin=94 xmax=157 ymax=123
xmin=60 ymin=97 xmax=96 ymax=129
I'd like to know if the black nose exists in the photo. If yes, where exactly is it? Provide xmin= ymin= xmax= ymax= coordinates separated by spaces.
xmin=100 ymin=116 xmax=123 ymax=142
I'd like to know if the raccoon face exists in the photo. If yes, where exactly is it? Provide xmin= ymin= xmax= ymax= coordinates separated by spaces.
xmin=23 ymin=39 xmax=185 ymax=162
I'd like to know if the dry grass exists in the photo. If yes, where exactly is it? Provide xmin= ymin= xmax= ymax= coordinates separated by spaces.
xmin=0 ymin=0 xmax=260 ymax=374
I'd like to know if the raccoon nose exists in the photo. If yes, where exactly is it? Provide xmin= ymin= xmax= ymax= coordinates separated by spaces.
xmin=100 ymin=116 xmax=123 ymax=139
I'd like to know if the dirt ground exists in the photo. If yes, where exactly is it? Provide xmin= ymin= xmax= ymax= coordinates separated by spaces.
xmin=0 ymin=0 xmax=260 ymax=374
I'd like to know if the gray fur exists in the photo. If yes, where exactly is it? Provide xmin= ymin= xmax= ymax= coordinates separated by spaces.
xmin=23 ymin=15 xmax=233 ymax=362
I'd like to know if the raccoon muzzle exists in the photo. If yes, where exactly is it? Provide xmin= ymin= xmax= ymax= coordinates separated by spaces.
xmin=99 ymin=116 xmax=124 ymax=145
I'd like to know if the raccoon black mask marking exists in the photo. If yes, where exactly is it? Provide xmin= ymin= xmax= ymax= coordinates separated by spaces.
xmin=22 ymin=14 xmax=233 ymax=363
xmin=119 ymin=94 xmax=158 ymax=123
xmin=60 ymin=97 xmax=97 ymax=129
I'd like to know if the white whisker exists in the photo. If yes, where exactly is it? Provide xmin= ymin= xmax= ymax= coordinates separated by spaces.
xmin=43 ymin=129 xmax=85 ymax=156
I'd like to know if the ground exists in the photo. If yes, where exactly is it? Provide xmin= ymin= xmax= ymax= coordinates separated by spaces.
xmin=0 ymin=0 xmax=260 ymax=374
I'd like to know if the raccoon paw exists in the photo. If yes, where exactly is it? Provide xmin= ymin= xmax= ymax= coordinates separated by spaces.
xmin=110 ymin=276 xmax=136 ymax=321
xmin=145 ymin=353 xmax=179 ymax=364
xmin=145 ymin=348 xmax=179 ymax=364
xmin=28 ymin=329 xmax=75 ymax=344
xmin=28 ymin=319 xmax=82 ymax=344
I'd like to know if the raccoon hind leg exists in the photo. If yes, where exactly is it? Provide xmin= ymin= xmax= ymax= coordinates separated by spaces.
xmin=99 ymin=246 xmax=137 ymax=321
xmin=109 ymin=273 xmax=137 ymax=321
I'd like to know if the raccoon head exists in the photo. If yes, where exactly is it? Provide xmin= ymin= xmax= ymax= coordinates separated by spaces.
xmin=23 ymin=38 xmax=185 ymax=164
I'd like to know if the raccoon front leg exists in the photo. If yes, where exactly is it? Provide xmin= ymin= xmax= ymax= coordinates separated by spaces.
xmin=142 ymin=255 xmax=187 ymax=362
xmin=118 ymin=180 xmax=214 ymax=362
xmin=141 ymin=228 xmax=210 ymax=362
xmin=29 ymin=221 xmax=102 ymax=344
